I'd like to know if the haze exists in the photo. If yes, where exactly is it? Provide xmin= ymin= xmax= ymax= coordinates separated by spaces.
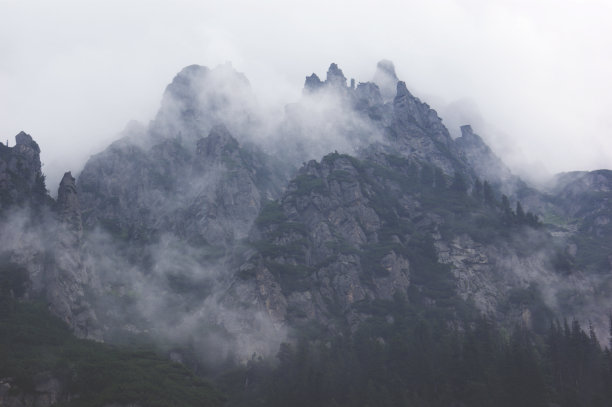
xmin=1 ymin=0 xmax=611 ymax=189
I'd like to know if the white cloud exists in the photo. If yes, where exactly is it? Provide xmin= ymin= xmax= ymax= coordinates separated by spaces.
xmin=1 ymin=0 xmax=611 ymax=189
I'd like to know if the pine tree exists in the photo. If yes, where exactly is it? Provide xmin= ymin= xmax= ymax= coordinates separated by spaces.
xmin=472 ymin=179 xmax=483 ymax=202
xmin=434 ymin=167 xmax=446 ymax=189
xmin=483 ymin=181 xmax=495 ymax=206
xmin=420 ymin=164 xmax=434 ymax=187
xmin=500 ymin=194 xmax=514 ymax=225
xmin=516 ymin=201 xmax=526 ymax=223
xmin=451 ymin=172 xmax=468 ymax=194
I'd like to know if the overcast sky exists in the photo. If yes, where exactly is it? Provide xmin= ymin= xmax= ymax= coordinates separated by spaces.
xmin=1 ymin=0 xmax=611 ymax=189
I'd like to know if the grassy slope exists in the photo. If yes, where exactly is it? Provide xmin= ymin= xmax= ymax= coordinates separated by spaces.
xmin=0 ymin=297 xmax=224 ymax=407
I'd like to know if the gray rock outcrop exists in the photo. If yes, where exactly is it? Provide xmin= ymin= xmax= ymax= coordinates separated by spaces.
xmin=0 ymin=131 xmax=48 ymax=210
xmin=454 ymin=124 xmax=523 ymax=194
xmin=372 ymin=59 xmax=399 ymax=101
xmin=0 ymin=374 xmax=66 ymax=407
xmin=48 ymin=171 xmax=100 ymax=339
xmin=0 ymin=133 xmax=99 ymax=339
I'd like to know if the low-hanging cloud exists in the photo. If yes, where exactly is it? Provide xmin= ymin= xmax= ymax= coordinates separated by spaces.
xmin=1 ymin=0 xmax=611 ymax=191
xmin=82 ymin=225 xmax=288 ymax=365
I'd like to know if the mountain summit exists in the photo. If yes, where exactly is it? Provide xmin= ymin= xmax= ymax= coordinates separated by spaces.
xmin=2 ymin=60 xmax=612 ymax=406
xmin=372 ymin=59 xmax=399 ymax=100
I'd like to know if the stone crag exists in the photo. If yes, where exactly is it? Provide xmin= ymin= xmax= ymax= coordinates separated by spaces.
xmin=4 ymin=60 xmax=612 ymax=362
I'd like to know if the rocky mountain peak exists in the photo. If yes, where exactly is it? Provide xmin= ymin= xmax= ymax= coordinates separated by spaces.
xmin=57 ymin=171 xmax=83 ymax=238
xmin=13 ymin=131 xmax=42 ymax=171
xmin=163 ymin=64 xmax=210 ymax=101
xmin=304 ymin=73 xmax=324 ymax=93
xmin=304 ymin=63 xmax=349 ymax=93
xmin=326 ymin=63 xmax=347 ymax=87
xmin=58 ymin=171 xmax=77 ymax=192
xmin=460 ymin=124 xmax=475 ymax=138
xmin=552 ymin=170 xmax=612 ymax=201
xmin=455 ymin=125 xmax=491 ymax=152
xmin=373 ymin=59 xmax=399 ymax=101
xmin=354 ymin=82 xmax=383 ymax=107
xmin=0 ymin=132 xmax=47 ymax=210
xmin=394 ymin=81 xmax=411 ymax=100
xmin=152 ymin=63 xmax=254 ymax=142
xmin=375 ymin=59 xmax=398 ymax=80
xmin=455 ymin=125 xmax=492 ymax=157
xmin=8 ymin=61 xmax=612 ymax=405
xmin=196 ymin=124 xmax=239 ymax=159
xmin=15 ymin=131 xmax=41 ymax=153
xmin=454 ymin=124 xmax=518 ymax=192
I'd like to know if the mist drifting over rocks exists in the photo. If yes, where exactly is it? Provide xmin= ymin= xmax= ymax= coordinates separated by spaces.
xmin=2 ymin=59 xmax=612 ymax=370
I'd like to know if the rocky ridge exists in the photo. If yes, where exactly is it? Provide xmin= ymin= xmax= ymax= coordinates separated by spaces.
xmin=287 ymin=61 xmax=474 ymax=179
xmin=0 ymin=131 xmax=49 ymax=211
xmin=3 ymin=60 xmax=612 ymax=362
xmin=230 ymin=146 xmax=596 ymax=335
xmin=0 ymin=134 xmax=99 ymax=339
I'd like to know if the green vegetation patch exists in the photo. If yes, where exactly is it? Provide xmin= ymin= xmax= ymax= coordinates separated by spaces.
xmin=266 ymin=261 xmax=315 ymax=293
xmin=255 ymin=200 xmax=287 ymax=227
xmin=291 ymin=174 xmax=326 ymax=195
xmin=0 ymin=297 xmax=223 ymax=407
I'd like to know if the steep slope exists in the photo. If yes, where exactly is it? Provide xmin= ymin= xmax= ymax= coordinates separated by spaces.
xmin=549 ymin=170 xmax=612 ymax=280
xmin=0 ymin=296 xmax=223 ymax=407
xmin=454 ymin=125 xmax=516 ymax=188
xmin=282 ymin=61 xmax=473 ymax=178
xmin=0 ymin=133 xmax=99 ymax=339
xmin=551 ymin=169 xmax=612 ymax=234
xmin=0 ymin=131 xmax=49 ymax=211
xmin=70 ymin=60 xmax=612 ymax=353
xmin=75 ymin=64 xmax=291 ymax=360
xmin=386 ymin=80 xmax=470 ymax=175
xmin=150 ymin=63 xmax=258 ymax=144
xmin=78 ymin=124 xmax=285 ymax=246
xmin=76 ymin=125 xmax=290 ymax=361
xmin=7 ymin=60 xmax=611 ymax=361
xmin=6 ymin=59 xmax=612 ymax=406
xmin=228 ymin=149 xmax=565 ymax=338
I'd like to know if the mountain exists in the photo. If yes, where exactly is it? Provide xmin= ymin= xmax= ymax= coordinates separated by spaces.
xmin=2 ymin=61 xmax=612 ymax=406
xmin=0 ymin=131 xmax=48 ymax=210
xmin=549 ymin=170 xmax=612 ymax=277
xmin=0 ymin=133 xmax=99 ymax=340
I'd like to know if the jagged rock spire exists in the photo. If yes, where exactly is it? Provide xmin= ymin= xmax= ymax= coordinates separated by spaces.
xmin=304 ymin=73 xmax=323 ymax=93
xmin=326 ymin=63 xmax=347 ymax=87
xmin=57 ymin=171 xmax=83 ymax=239
xmin=152 ymin=63 xmax=253 ymax=141
xmin=0 ymin=131 xmax=46 ymax=209
xmin=373 ymin=59 xmax=399 ymax=101
xmin=395 ymin=81 xmax=411 ymax=99
xmin=15 ymin=131 xmax=41 ymax=153
xmin=303 ymin=63 xmax=350 ymax=94
xmin=13 ymin=131 xmax=42 ymax=170
xmin=196 ymin=124 xmax=239 ymax=158
xmin=460 ymin=124 xmax=475 ymax=137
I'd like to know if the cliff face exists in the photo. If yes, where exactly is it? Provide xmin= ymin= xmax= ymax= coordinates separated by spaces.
xmin=287 ymin=61 xmax=472 ymax=177
xmin=548 ymin=170 xmax=612 ymax=289
xmin=0 ymin=132 xmax=48 ymax=211
xmin=0 ymin=374 xmax=66 ymax=407
xmin=78 ymin=62 xmax=286 ymax=248
xmin=228 ymin=152 xmax=415 ymax=332
xmin=552 ymin=170 xmax=612 ymax=224
xmin=74 ymin=66 xmax=290 ymax=358
xmin=227 ymin=148 xmax=589 ymax=336
xmin=47 ymin=172 xmax=99 ymax=339
xmin=454 ymin=125 xmax=514 ymax=186
xmin=150 ymin=63 xmax=257 ymax=144
xmin=0 ymin=134 xmax=99 ymax=339
xmin=78 ymin=125 xmax=286 ymax=247
xmin=4 ymin=61 xmax=612 ymax=363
